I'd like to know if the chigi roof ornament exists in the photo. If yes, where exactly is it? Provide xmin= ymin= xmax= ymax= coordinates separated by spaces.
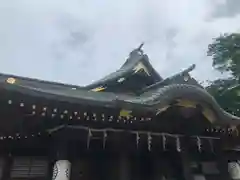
xmin=129 ymin=42 xmax=144 ymax=57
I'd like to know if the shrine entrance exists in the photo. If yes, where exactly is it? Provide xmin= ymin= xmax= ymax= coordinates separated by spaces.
xmin=70 ymin=151 xmax=185 ymax=180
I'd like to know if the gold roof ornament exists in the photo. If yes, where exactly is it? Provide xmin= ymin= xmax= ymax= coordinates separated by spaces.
xmin=119 ymin=109 xmax=132 ymax=118
xmin=176 ymin=99 xmax=197 ymax=108
xmin=91 ymin=86 xmax=106 ymax=92
xmin=156 ymin=105 xmax=170 ymax=115
xmin=202 ymin=107 xmax=216 ymax=123
xmin=6 ymin=77 xmax=16 ymax=84
xmin=133 ymin=62 xmax=150 ymax=76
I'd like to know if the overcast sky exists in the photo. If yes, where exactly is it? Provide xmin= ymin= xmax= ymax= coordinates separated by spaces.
xmin=0 ymin=0 xmax=240 ymax=86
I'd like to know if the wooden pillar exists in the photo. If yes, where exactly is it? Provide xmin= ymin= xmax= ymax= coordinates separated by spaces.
xmin=181 ymin=151 xmax=194 ymax=180
xmin=131 ymin=152 xmax=141 ymax=180
xmin=176 ymin=151 xmax=194 ymax=180
xmin=1 ymin=154 xmax=12 ymax=180
xmin=215 ymin=139 xmax=231 ymax=180
xmin=217 ymin=152 xmax=231 ymax=180
xmin=119 ymin=153 xmax=131 ymax=180
xmin=93 ymin=151 xmax=105 ymax=180
xmin=153 ymin=154 xmax=164 ymax=180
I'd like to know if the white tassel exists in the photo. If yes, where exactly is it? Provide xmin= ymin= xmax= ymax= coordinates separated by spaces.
xmin=176 ymin=136 xmax=181 ymax=152
xmin=87 ymin=129 xmax=92 ymax=149
xmin=136 ymin=132 xmax=140 ymax=149
xmin=197 ymin=137 xmax=202 ymax=152
xmin=148 ymin=133 xmax=152 ymax=151
xmin=103 ymin=131 xmax=107 ymax=149
xmin=162 ymin=134 xmax=166 ymax=151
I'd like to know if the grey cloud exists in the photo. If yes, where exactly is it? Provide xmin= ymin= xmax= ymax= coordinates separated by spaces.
xmin=211 ymin=0 xmax=240 ymax=18
xmin=0 ymin=0 xmax=240 ymax=86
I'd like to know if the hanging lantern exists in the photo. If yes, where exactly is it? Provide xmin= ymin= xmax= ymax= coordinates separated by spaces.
xmin=8 ymin=100 xmax=12 ymax=104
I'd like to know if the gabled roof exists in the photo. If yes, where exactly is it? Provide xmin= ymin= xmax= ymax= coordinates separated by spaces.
xmin=0 ymin=44 xmax=240 ymax=135
xmin=84 ymin=43 xmax=163 ymax=93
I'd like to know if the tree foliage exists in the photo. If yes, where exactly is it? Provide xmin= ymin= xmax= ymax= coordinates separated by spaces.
xmin=206 ymin=78 xmax=240 ymax=116
xmin=207 ymin=33 xmax=240 ymax=115
xmin=207 ymin=33 xmax=240 ymax=79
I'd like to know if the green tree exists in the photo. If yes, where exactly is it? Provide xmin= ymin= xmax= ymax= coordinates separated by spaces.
xmin=207 ymin=33 xmax=240 ymax=115
xmin=207 ymin=33 xmax=240 ymax=79
xmin=206 ymin=78 xmax=240 ymax=116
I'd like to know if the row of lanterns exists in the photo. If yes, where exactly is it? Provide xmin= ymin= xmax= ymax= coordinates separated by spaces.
xmin=0 ymin=132 xmax=42 ymax=140
xmin=206 ymin=127 xmax=238 ymax=135
xmin=7 ymin=99 xmax=236 ymax=136
xmin=7 ymin=100 xmax=152 ymax=123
